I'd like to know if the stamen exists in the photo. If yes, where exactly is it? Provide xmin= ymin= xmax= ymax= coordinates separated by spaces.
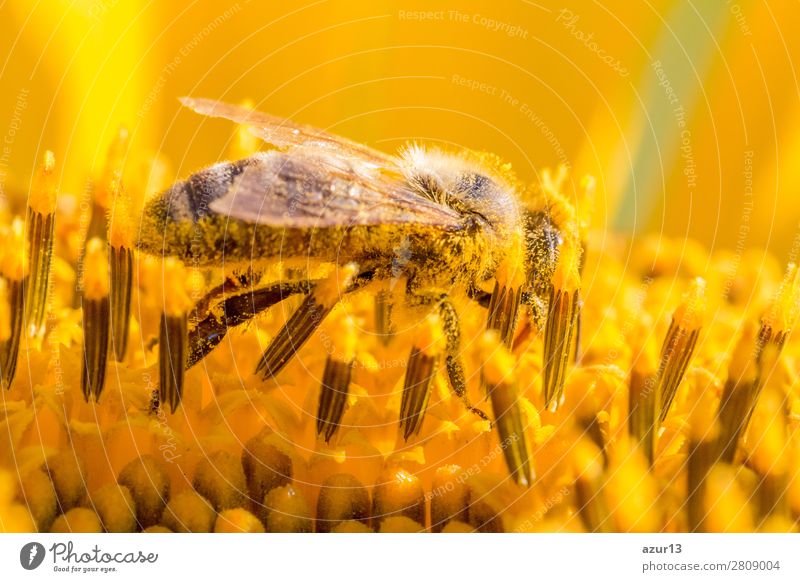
xmin=714 ymin=262 xmax=798 ymax=464
xmin=685 ymin=374 xmax=720 ymax=532
xmin=656 ymin=277 xmax=706 ymax=423
xmin=316 ymin=311 xmax=357 ymax=443
xmin=701 ymin=465 xmax=754 ymax=532
xmin=757 ymin=263 xmax=799 ymax=352
xmin=24 ymin=151 xmax=57 ymax=338
xmin=80 ymin=237 xmax=110 ymax=402
xmin=107 ymin=178 xmax=134 ymax=361
xmin=480 ymin=331 xmax=533 ymax=487
xmin=745 ymin=383 xmax=790 ymax=523
xmin=486 ymin=279 xmax=523 ymax=347
xmin=315 ymin=473 xmax=370 ymax=533
xmin=542 ymin=237 xmax=581 ymax=410
xmin=603 ymin=445 xmax=660 ymax=531
xmin=487 ymin=239 xmax=525 ymax=346
xmin=158 ymin=258 xmax=192 ymax=413
xmin=572 ymin=437 xmax=612 ymax=532
xmin=399 ymin=313 xmax=443 ymax=440
xmin=256 ymin=263 xmax=358 ymax=379
xmin=0 ymin=218 xmax=27 ymax=389
xmin=628 ymin=315 xmax=659 ymax=465
xmin=87 ymin=127 xmax=129 ymax=241
xmin=716 ymin=322 xmax=761 ymax=463
xmin=735 ymin=263 xmax=800 ymax=439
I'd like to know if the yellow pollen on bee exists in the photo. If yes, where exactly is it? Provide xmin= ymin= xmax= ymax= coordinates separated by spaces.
xmin=28 ymin=150 xmax=57 ymax=215
xmin=539 ymin=169 xmax=577 ymax=229
xmin=495 ymin=234 xmax=526 ymax=289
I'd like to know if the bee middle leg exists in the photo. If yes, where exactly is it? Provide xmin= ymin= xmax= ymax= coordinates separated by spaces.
xmin=400 ymin=291 xmax=489 ymax=440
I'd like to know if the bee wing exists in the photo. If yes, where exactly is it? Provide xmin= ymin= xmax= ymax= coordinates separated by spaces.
xmin=180 ymin=97 xmax=395 ymax=168
xmin=208 ymin=150 xmax=463 ymax=229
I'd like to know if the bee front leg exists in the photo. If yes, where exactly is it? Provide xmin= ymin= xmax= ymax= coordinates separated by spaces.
xmin=437 ymin=299 xmax=490 ymax=422
xmin=400 ymin=291 xmax=489 ymax=440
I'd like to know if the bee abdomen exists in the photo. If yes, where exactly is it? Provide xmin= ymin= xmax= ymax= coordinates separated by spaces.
xmin=137 ymin=155 xmax=269 ymax=262
xmin=165 ymin=156 xmax=261 ymax=223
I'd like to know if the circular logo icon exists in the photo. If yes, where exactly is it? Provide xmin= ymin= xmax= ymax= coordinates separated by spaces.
xmin=20 ymin=542 xmax=46 ymax=570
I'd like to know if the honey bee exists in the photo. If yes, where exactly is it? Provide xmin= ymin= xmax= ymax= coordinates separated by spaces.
xmin=138 ymin=98 xmax=580 ymax=486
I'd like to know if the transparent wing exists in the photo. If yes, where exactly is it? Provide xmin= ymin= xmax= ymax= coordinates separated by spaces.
xmin=209 ymin=150 xmax=463 ymax=230
xmin=180 ymin=97 xmax=395 ymax=169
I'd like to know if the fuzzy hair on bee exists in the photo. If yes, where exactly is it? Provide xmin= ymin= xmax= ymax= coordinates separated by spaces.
xmin=137 ymin=98 xmax=574 ymax=486
xmin=140 ymin=143 xmax=521 ymax=291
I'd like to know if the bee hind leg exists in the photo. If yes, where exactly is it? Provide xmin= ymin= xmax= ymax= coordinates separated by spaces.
xmin=186 ymin=279 xmax=313 ymax=370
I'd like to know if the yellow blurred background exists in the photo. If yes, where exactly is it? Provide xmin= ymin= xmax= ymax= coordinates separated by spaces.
xmin=0 ymin=0 xmax=798 ymax=259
